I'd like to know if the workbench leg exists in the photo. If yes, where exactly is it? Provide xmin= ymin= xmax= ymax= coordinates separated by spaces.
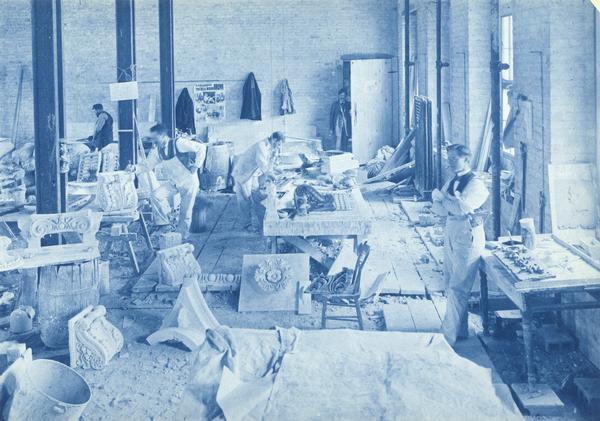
xmin=139 ymin=212 xmax=154 ymax=251
xmin=522 ymin=310 xmax=536 ymax=386
xmin=271 ymin=236 xmax=278 ymax=254
xmin=123 ymin=225 xmax=140 ymax=275
xmin=480 ymin=268 xmax=490 ymax=336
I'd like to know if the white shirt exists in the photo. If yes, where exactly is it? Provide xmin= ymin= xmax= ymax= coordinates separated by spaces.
xmin=432 ymin=170 xmax=489 ymax=216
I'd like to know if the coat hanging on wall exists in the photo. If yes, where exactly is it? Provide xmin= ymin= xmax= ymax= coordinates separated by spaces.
xmin=240 ymin=72 xmax=262 ymax=121
xmin=280 ymin=79 xmax=295 ymax=115
xmin=176 ymin=87 xmax=196 ymax=135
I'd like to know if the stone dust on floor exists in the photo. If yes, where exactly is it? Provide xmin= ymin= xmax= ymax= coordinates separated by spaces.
xmin=0 ymin=188 xmax=597 ymax=420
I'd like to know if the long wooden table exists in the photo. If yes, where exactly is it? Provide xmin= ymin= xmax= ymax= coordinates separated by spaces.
xmin=479 ymin=234 xmax=600 ymax=385
xmin=263 ymin=186 xmax=372 ymax=265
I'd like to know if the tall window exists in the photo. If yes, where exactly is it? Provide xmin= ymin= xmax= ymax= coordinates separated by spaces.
xmin=500 ymin=15 xmax=514 ymax=153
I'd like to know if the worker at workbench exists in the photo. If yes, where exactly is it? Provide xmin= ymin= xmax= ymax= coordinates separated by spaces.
xmin=88 ymin=104 xmax=114 ymax=151
xmin=139 ymin=123 xmax=207 ymax=237
xmin=231 ymin=131 xmax=284 ymax=232
xmin=431 ymin=144 xmax=489 ymax=346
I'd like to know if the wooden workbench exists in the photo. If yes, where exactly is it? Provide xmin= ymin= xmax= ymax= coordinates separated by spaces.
xmin=263 ymin=187 xmax=372 ymax=263
xmin=479 ymin=234 xmax=600 ymax=385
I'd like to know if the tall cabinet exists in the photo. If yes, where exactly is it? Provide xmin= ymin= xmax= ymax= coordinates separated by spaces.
xmin=343 ymin=57 xmax=395 ymax=164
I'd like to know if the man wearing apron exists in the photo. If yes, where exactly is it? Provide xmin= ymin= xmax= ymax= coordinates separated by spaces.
xmin=231 ymin=131 xmax=284 ymax=232
xmin=432 ymin=144 xmax=489 ymax=346
xmin=143 ymin=124 xmax=207 ymax=238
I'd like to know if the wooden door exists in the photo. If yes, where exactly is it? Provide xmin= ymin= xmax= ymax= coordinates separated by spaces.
xmin=349 ymin=59 xmax=393 ymax=163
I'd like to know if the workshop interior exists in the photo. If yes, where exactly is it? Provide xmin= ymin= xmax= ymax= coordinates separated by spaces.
xmin=0 ymin=0 xmax=599 ymax=419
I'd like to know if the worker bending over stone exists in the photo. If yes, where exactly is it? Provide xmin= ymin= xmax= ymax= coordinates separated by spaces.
xmin=232 ymin=131 xmax=284 ymax=232
xmin=431 ymin=144 xmax=489 ymax=346
xmin=137 ymin=124 xmax=207 ymax=238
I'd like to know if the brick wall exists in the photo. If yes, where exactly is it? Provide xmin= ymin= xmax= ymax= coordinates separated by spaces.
xmin=1 ymin=0 xmax=399 ymax=153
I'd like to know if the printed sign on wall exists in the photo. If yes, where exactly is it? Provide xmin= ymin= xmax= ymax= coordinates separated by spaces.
xmin=193 ymin=83 xmax=226 ymax=123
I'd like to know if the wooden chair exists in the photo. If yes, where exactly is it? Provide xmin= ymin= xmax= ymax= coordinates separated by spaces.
xmin=308 ymin=242 xmax=370 ymax=330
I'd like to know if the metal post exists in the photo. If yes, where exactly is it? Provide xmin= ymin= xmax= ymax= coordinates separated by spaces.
xmin=159 ymin=0 xmax=175 ymax=139
xmin=490 ymin=0 xmax=504 ymax=240
xmin=56 ymin=0 xmax=67 ymax=213
xmin=31 ymin=0 xmax=63 ymax=216
xmin=435 ymin=0 xmax=449 ymax=188
xmin=404 ymin=0 xmax=411 ymax=136
xmin=116 ymin=0 xmax=137 ymax=169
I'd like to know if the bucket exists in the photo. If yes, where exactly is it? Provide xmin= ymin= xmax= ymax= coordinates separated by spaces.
xmin=2 ymin=359 xmax=91 ymax=420
xmin=38 ymin=261 xmax=99 ymax=348
xmin=202 ymin=141 xmax=233 ymax=191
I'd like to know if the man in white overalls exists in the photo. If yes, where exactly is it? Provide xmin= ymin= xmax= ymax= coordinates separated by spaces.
xmin=141 ymin=124 xmax=207 ymax=238
xmin=231 ymin=131 xmax=284 ymax=232
xmin=432 ymin=144 xmax=489 ymax=346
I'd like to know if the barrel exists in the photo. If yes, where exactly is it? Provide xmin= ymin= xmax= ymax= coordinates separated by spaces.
xmin=201 ymin=141 xmax=233 ymax=191
xmin=2 ymin=359 xmax=91 ymax=421
xmin=38 ymin=261 xmax=99 ymax=348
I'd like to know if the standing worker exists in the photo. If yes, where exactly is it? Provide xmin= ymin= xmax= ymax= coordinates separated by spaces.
xmin=431 ymin=144 xmax=489 ymax=346
xmin=231 ymin=131 xmax=284 ymax=232
xmin=139 ymin=123 xmax=207 ymax=238
xmin=88 ymin=104 xmax=114 ymax=151
xmin=329 ymin=89 xmax=351 ymax=151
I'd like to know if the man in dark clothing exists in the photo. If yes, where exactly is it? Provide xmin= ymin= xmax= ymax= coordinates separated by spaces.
xmin=88 ymin=103 xmax=114 ymax=150
xmin=329 ymin=89 xmax=352 ymax=151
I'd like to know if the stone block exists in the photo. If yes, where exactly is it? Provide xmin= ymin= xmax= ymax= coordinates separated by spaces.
xmin=158 ymin=232 xmax=182 ymax=250
xmin=68 ymin=305 xmax=123 ymax=370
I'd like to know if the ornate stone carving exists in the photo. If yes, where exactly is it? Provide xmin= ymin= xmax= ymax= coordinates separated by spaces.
xmin=157 ymin=243 xmax=200 ymax=287
xmin=95 ymin=171 xmax=138 ymax=212
xmin=77 ymin=151 xmax=101 ymax=182
xmin=68 ymin=305 xmax=123 ymax=370
xmin=18 ymin=210 xmax=102 ymax=249
xmin=254 ymin=257 xmax=291 ymax=293
xmin=18 ymin=210 xmax=101 ymax=250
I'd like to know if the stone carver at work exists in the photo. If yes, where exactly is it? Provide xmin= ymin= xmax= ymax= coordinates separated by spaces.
xmin=137 ymin=123 xmax=207 ymax=237
xmin=431 ymin=144 xmax=489 ymax=346
xmin=231 ymin=131 xmax=284 ymax=232
xmin=88 ymin=103 xmax=114 ymax=151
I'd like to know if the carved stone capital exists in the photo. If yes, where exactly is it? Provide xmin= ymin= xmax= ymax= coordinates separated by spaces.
xmin=68 ymin=305 xmax=124 ymax=370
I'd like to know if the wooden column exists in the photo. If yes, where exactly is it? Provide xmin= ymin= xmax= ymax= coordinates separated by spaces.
xmin=116 ymin=0 xmax=137 ymax=169
xmin=159 ymin=0 xmax=175 ymax=138
xmin=31 ymin=0 xmax=63 ymax=215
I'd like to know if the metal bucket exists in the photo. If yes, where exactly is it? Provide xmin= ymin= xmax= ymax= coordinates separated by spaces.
xmin=202 ymin=141 xmax=233 ymax=191
xmin=2 ymin=359 xmax=91 ymax=421
xmin=38 ymin=261 xmax=99 ymax=348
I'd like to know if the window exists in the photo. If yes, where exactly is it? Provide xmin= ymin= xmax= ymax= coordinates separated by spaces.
xmin=500 ymin=15 xmax=514 ymax=155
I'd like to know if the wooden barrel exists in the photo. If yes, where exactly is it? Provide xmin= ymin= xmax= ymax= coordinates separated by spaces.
xmin=201 ymin=141 xmax=233 ymax=191
xmin=38 ymin=261 xmax=99 ymax=348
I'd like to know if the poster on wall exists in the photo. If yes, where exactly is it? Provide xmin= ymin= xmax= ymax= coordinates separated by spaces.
xmin=194 ymin=83 xmax=226 ymax=123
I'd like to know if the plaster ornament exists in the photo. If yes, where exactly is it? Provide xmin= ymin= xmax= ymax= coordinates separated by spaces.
xmin=254 ymin=257 xmax=291 ymax=293
xmin=157 ymin=243 xmax=200 ymax=287
xmin=68 ymin=305 xmax=124 ymax=370
xmin=95 ymin=171 xmax=138 ymax=212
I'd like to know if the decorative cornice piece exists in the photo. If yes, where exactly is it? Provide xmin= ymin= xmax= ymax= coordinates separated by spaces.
xmin=96 ymin=171 xmax=138 ymax=212
xmin=254 ymin=257 xmax=291 ymax=293
xmin=68 ymin=305 xmax=124 ymax=370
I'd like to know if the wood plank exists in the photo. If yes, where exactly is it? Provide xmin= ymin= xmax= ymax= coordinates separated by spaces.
xmin=383 ymin=303 xmax=416 ymax=332
xmin=406 ymin=298 xmax=442 ymax=332
xmin=430 ymin=294 xmax=447 ymax=322
xmin=392 ymin=260 xmax=426 ymax=296
xmin=415 ymin=263 xmax=445 ymax=293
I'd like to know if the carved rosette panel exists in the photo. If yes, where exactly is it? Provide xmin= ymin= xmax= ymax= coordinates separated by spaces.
xmin=72 ymin=305 xmax=124 ymax=370
xmin=254 ymin=258 xmax=291 ymax=293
